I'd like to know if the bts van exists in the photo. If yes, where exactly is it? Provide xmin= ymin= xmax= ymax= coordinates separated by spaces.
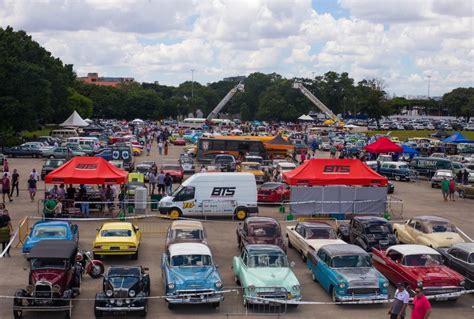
xmin=158 ymin=172 xmax=258 ymax=220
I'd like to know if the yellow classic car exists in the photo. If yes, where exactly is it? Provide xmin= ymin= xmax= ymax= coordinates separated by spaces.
xmin=93 ymin=222 xmax=141 ymax=259
xmin=237 ymin=161 xmax=265 ymax=183
xmin=393 ymin=216 xmax=465 ymax=248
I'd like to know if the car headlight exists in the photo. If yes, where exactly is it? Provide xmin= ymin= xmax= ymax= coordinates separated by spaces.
xmin=125 ymin=299 xmax=131 ymax=304
xmin=338 ymin=282 xmax=346 ymax=289
xmin=116 ymin=299 xmax=123 ymax=306
xmin=106 ymin=289 xmax=113 ymax=297
xmin=383 ymin=281 xmax=389 ymax=288
xmin=215 ymin=281 xmax=223 ymax=288
xmin=167 ymin=283 xmax=175 ymax=290
xmin=417 ymin=280 xmax=423 ymax=288
xmin=460 ymin=280 xmax=465 ymax=287
xmin=53 ymin=285 xmax=61 ymax=293
xmin=292 ymin=285 xmax=300 ymax=291
xmin=129 ymin=290 xmax=136 ymax=297
xmin=26 ymin=285 xmax=34 ymax=294
xmin=248 ymin=285 xmax=256 ymax=291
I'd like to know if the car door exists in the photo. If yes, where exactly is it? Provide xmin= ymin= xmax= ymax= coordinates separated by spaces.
xmin=315 ymin=249 xmax=332 ymax=291
xmin=403 ymin=220 xmax=417 ymax=243
xmin=291 ymin=224 xmax=305 ymax=253
xmin=448 ymin=249 xmax=468 ymax=277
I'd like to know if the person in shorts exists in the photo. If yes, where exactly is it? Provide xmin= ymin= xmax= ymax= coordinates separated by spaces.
xmin=27 ymin=174 xmax=38 ymax=202
xmin=388 ymin=282 xmax=409 ymax=319
xmin=1 ymin=173 xmax=12 ymax=203
xmin=440 ymin=177 xmax=449 ymax=201
xmin=448 ymin=178 xmax=456 ymax=201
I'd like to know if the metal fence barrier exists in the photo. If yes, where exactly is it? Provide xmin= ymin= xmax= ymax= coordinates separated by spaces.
xmin=220 ymin=287 xmax=287 ymax=317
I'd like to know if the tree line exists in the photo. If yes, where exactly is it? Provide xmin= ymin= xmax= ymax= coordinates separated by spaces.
xmin=1 ymin=26 xmax=473 ymax=137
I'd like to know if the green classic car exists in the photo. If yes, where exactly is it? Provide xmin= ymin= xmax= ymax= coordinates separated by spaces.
xmin=232 ymin=244 xmax=301 ymax=307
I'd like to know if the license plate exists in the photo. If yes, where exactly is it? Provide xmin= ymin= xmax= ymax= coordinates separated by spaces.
xmin=110 ymin=247 xmax=120 ymax=250
xmin=379 ymin=240 xmax=389 ymax=245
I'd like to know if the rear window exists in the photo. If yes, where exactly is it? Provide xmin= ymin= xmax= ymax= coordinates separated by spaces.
xmin=101 ymin=229 xmax=132 ymax=237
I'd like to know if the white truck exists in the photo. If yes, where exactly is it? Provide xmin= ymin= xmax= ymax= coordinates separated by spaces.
xmin=158 ymin=173 xmax=258 ymax=220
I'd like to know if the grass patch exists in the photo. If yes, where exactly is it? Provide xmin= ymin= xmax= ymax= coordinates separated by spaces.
xmin=22 ymin=127 xmax=53 ymax=139
xmin=366 ymin=130 xmax=474 ymax=141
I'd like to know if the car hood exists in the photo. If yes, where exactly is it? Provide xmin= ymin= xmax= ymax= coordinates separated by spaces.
xmin=169 ymin=266 xmax=220 ymax=288
xmin=304 ymin=239 xmax=346 ymax=252
xmin=244 ymin=267 xmax=299 ymax=288
xmin=32 ymin=270 xmax=66 ymax=286
xmin=335 ymin=267 xmax=380 ymax=287
xmin=108 ymin=276 xmax=140 ymax=290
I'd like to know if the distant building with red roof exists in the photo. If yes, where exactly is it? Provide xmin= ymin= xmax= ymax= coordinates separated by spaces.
xmin=78 ymin=72 xmax=134 ymax=87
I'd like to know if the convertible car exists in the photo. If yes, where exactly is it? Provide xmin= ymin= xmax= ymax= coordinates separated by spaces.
xmin=307 ymin=244 xmax=389 ymax=302
xmin=22 ymin=220 xmax=79 ymax=254
xmin=372 ymin=244 xmax=465 ymax=299
xmin=232 ymin=244 xmax=301 ymax=306
xmin=393 ymin=216 xmax=465 ymax=248
xmin=286 ymin=222 xmax=345 ymax=261
xmin=93 ymin=222 xmax=141 ymax=260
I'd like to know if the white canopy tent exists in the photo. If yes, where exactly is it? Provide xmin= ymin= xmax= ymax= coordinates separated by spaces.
xmin=60 ymin=110 xmax=89 ymax=127
xmin=297 ymin=114 xmax=314 ymax=121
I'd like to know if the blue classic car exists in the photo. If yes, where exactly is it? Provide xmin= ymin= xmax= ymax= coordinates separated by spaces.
xmin=161 ymin=242 xmax=224 ymax=309
xmin=378 ymin=161 xmax=413 ymax=181
xmin=22 ymin=220 xmax=79 ymax=254
xmin=307 ymin=244 xmax=389 ymax=302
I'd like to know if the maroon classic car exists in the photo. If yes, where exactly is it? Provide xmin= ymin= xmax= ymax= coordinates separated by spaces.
xmin=161 ymin=164 xmax=184 ymax=183
xmin=257 ymin=182 xmax=291 ymax=203
xmin=372 ymin=244 xmax=465 ymax=300
xmin=13 ymin=240 xmax=82 ymax=319
xmin=236 ymin=217 xmax=286 ymax=252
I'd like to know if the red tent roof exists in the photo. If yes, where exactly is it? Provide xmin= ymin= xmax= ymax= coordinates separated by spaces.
xmin=282 ymin=159 xmax=388 ymax=186
xmin=364 ymin=137 xmax=403 ymax=153
xmin=45 ymin=157 xmax=128 ymax=185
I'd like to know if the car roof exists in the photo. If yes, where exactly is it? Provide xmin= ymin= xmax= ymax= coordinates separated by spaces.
xmin=278 ymin=162 xmax=296 ymax=167
xmin=246 ymin=244 xmax=284 ymax=254
xmin=388 ymin=244 xmax=439 ymax=256
xmin=246 ymin=216 xmax=279 ymax=225
xmin=451 ymin=242 xmax=474 ymax=253
xmin=28 ymin=239 xmax=77 ymax=259
xmin=170 ymin=220 xmax=204 ymax=230
xmin=169 ymin=243 xmax=211 ymax=256
xmin=107 ymin=266 xmax=142 ymax=276
xmin=34 ymin=220 xmax=70 ymax=227
xmin=298 ymin=221 xmax=332 ymax=228
xmin=354 ymin=216 xmax=388 ymax=223
xmin=321 ymin=244 xmax=367 ymax=256
xmin=241 ymin=162 xmax=260 ymax=165
xmin=412 ymin=215 xmax=450 ymax=223
xmin=102 ymin=222 xmax=134 ymax=229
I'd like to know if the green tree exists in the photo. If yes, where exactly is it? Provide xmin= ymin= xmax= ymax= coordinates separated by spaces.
xmin=66 ymin=88 xmax=93 ymax=118
xmin=442 ymin=87 xmax=474 ymax=120
xmin=355 ymin=79 xmax=392 ymax=126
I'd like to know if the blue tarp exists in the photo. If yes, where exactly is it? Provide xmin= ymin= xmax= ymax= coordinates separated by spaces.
xmin=442 ymin=132 xmax=474 ymax=144
xmin=402 ymin=144 xmax=419 ymax=155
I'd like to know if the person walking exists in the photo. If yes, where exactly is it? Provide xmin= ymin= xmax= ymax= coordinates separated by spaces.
xmin=78 ymin=185 xmax=90 ymax=218
xmin=164 ymin=173 xmax=173 ymax=195
xmin=1 ymin=173 xmax=12 ymax=203
xmin=10 ymin=169 xmax=19 ymax=197
xmin=164 ymin=140 xmax=169 ymax=156
xmin=440 ymin=177 xmax=449 ymax=201
xmin=148 ymin=171 xmax=157 ymax=195
xmin=3 ymin=159 xmax=9 ymax=175
xmin=146 ymin=142 xmax=151 ymax=156
xmin=27 ymin=174 xmax=37 ymax=202
xmin=462 ymin=169 xmax=469 ymax=185
xmin=456 ymin=170 xmax=463 ymax=184
xmin=448 ymin=178 xmax=456 ymax=201
xmin=388 ymin=282 xmax=409 ymax=319
xmin=30 ymin=168 xmax=40 ymax=181
xmin=158 ymin=141 xmax=164 ymax=156
xmin=411 ymin=287 xmax=431 ymax=319
xmin=0 ymin=209 xmax=13 ymax=257
xmin=157 ymin=170 xmax=166 ymax=195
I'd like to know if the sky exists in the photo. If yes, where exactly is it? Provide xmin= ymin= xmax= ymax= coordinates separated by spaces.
xmin=0 ymin=0 xmax=472 ymax=96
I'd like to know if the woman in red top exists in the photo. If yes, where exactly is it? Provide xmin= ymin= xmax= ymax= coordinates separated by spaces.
xmin=448 ymin=178 xmax=456 ymax=201
xmin=411 ymin=287 xmax=431 ymax=319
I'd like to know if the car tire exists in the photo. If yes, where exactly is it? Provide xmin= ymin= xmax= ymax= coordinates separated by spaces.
xmin=94 ymin=305 xmax=103 ymax=318
xmin=394 ymin=175 xmax=401 ymax=181
xmin=167 ymin=302 xmax=175 ymax=310
xmin=169 ymin=208 xmax=182 ymax=220
xmin=211 ymin=302 xmax=220 ymax=309
xmin=331 ymin=286 xmax=337 ymax=303
xmin=288 ymin=238 xmax=293 ymax=249
xmin=431 ymin=183 xmax=435 ymax=188
xmin=13 ymin=310 xmax=22 ymax=319
xmin=234 ymin=276 xmax=241 ymax=286
xmin=132 ymin=249 xmax=139 ymax=260
xmin=64 ymin=309 xmax=71 ymax=319
xmin=138 ymin=303 xmax=148 ymax=317
xmin=301 ymin=252 xmax=307 ymax=263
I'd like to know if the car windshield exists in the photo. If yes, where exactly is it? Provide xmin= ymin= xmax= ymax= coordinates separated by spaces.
xmin=173 ymin=229 xmax=203 ymax=240
xmin=171 ymin=254 xmax=212 ymax=266
xmin=242 ymin=164 xmax=261 ymax=170
xmin=425 ymin=222 xmax=457 ymax=233
xmin=403 ymin=254 xmax=443 ymax=266
xmin=101 ymin=229 xmax=132 ymax=237
xmin=436 ymin=171 xmax=452 ymax=177
xmin=33 ymin=226 xmax=67 ymax=238
xmin=31 ymin=258 xmax=66 ymax=270
xmin=249 ymin=225 xmax=277 ymax=237
xmin=469 ymin=253 xmax=474 ymax=264
xmin=330 ymin=255 xmax=372 ymax=268
xmin=365 ymin=223 xmax=391 ymax=234
xmin=109 ymin=267 xmax=140 ymax=277
xmin=162 ymin=165 xmax=180 ymax=170
xmin=248 ymin=253 xmax=288 ymax=268
xmin=259 ymin=183 xmax=282 ymax=190
xmin=306 ymin=227 xmax=337 ymax=239
xmin=45 ymin=160 xmax=62 ymax=167
xmin=398 ymin=164 xmax=408 ymax=169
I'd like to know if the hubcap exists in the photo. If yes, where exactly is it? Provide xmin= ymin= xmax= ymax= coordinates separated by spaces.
xmin=237 ymin=211 xmax=246 ymax=219
xmin=170 ymin=210 xmax=179 ymax=219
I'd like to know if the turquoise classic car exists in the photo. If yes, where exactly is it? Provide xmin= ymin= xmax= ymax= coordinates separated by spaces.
xmin=232 ymin=244 xmax=301 ymax=306
xmin=307 ymin=244 xmax=389 ymax=302
xmin=161 ymin=242 xmax=224 ymax=309
xmin=22 ymin=220 xmax=79 ymax=254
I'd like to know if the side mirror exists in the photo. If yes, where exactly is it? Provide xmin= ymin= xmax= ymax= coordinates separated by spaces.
xmin=290 ymin=261 xmax=296 ymax=269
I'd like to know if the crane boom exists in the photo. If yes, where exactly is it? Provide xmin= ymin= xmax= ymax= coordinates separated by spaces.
xmin=292 ymin=82 xmax=343 ymax=124
xmin=206 ymin=83 xmax=244 ymax=121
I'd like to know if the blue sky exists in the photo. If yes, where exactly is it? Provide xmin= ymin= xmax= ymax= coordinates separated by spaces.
xmin=0 ymin=0 xmax=472 ymax=96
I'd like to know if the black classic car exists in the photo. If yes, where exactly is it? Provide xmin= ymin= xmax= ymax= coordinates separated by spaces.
xmin=3 ymin=145 xmax=43 ymax=158
xmin=13 ymin=240 xmax=81 ymax=319
xmin=41 ymin=159 xmax=66 ymax=180
xmin=94 ymin=266 xmax=150 ymax=317
xmin=438 ymin=242 xmax=474 ymax=289
xmin=337 ymin=216 xmax=397 ymax=252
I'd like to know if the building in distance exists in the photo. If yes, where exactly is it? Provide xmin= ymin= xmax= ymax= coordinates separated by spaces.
xmin=78 ymin=72 xmax=135 ymax=87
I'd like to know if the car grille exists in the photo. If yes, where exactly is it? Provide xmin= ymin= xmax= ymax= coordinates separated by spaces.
xmin=176 ymin=289 xmax=214 ymax=296
xmin=256 ymin=291 xmax=287 ymax=300
xmin=35 ymin=283 xmax=52 ymax=299
xmin=347 ymin=288 xmax=379 ymax=295
xmin=113 ymin=288 xmax=129 ymax=298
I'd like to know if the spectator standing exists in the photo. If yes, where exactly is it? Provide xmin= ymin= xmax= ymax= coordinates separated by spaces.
xmin=462 ymin=169 xmax=469 ymax=185
xmin=330 ymin=145 xmax=337 ymax=158
xmin=411 ymin=287 xmax=431 ymax=319
xmin=456 ymin=170 xmax=463 ymax=184
xmin=440 ymin=177 xmax=449 ymax=201
xmin=30 ymin=168 xmax=40 ymax=181
xmin=10 ymin=169 xmax=19 ymax=197
xmin=57 ymin=184 xmax=66 ymax=200
xmin=158 ymin=141 xmax=164 ymax=156
xmin=3 ymin=159 xmax=9 ymax=174
xmin=66 ymin=184 xmax=76 ymax=207
xmin=164 ymin=173 xmax=173 ymax=195
xmin=1 ymin=173 xmax=12 ymax=203
xmin=146 ymin=142 xmax=151 ymax=156
xmin=388 ymin=282 xmax=409 ymax=319
xmin=164 ymin=141 xmax=169 ymax=156
xmin=149 ymin=171 xmax=157 ymax=195
xmin=157 ymin=170 xmax=166 ymax=194
xmin=78 ymin=185 xmax=89 ymax=217
xmin=0 ymin=209 xmax=13 ymax=257
xmin=448 ymin=178 xmax=456 ymax=201
xmin=27 ymin=175 xmax=37 ymax=202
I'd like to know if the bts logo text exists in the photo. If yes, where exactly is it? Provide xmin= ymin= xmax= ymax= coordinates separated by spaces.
xmin=211 ymin=187 xmax=236 ymax=197
xmin=323 ymin=165 xmax=350 ymax=173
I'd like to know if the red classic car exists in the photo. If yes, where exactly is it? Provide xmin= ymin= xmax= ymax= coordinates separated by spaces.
xmin=161 ymin=164 xmax=184 ymax=183
xmin=173 ymin=138 xmax=186 ymax=146
xmin=257 ymin=182 xmax=291 ymax=203
xmin=236 ymin=216 xmax=287 ymax=252
xmin=372 ymin=244 xmax=465 ymax=300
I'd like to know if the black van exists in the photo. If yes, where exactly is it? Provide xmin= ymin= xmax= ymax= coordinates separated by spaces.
xmin=409 ymin=157 xmax=453 ymax=177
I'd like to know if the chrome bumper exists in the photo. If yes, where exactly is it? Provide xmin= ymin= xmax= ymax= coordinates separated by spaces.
xmin=166 ymin=293 xmax=224 ymax=304
xmin=95 ymin=306 xmax=144 ymax=312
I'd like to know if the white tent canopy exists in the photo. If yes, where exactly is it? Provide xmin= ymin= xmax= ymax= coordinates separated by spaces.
xmin=60 ymin=111 xmax=89 ymax=127
xmin=298 ymin=114 xmax=314 ymax=121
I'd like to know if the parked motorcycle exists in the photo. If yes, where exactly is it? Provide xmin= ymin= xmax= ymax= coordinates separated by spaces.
xmin=76 ymin=250 xmax=104 ymax=279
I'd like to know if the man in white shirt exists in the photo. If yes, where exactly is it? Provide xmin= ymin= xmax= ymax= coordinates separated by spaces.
xmin=388 ymin=282 xmax=410 ymax=319
xmin=30 ymin=169 xmax=40 ymax=181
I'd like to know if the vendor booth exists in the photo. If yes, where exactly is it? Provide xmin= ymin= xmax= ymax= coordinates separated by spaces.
xmin=442 ymin=132 xmax=474 ymax=144
xmin=282 ymin=159 xmax=389 ymax=217
xmin=364 ymin=137 xmax=403 ymax=153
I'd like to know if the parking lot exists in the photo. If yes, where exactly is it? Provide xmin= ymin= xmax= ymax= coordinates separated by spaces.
xmin=0 ymin=144 xmax=473 ymax=319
